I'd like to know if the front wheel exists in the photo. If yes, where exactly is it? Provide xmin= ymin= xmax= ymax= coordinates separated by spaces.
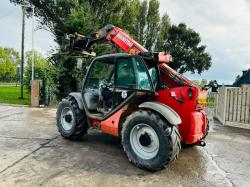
xmin=56 ymin=96 xmax=88 ymax=140
xmin=122 ymin=110 xmax=181 ymax=171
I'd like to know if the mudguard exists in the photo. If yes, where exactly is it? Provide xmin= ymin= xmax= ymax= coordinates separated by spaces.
xmin=139 ymin=102 xmax=182 ymax=126
xmin=68 ymin=92 xmax=84 ymax=110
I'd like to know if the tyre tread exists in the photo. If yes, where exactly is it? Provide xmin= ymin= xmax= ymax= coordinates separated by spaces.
xmin=122 ymin=109 xmax=181 ymax=171
xmin=56 ymin=96 xmax=88 ymax=140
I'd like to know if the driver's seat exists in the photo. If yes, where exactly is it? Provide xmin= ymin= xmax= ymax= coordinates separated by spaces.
xmin=97 ymin=83 xmax=113 ymax=114
xmin=84 ymin=89 xmax=99 ymax=111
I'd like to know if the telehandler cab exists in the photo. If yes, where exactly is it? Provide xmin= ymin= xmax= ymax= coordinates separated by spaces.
xmin=57 ymin=25 xmax=209 ymax=171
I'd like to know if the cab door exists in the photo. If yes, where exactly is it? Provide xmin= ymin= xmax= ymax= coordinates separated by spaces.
xmin=82 ymin=57 xmax=115 ymax=114
xmin=114 ymin=56 xmax=154 ymax=107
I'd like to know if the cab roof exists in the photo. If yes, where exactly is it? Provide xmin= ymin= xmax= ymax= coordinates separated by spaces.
xmin=95 ymin=53 xmax=133 ymax=60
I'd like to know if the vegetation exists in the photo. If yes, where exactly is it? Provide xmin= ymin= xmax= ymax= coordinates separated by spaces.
xmin=24 ymin=51 xmax=57 ymax=95
xmin=0 ymin=86 xmax=30 ymax=105
xmin=159 ymin=23 xmax=212 ymax=74
xmin=3 ymin=47 xmax=20 ymax=66
xmin=192 ymin=79 xmax=208 ymax=88
xmin=206 ymin=98 xmax=215 ymax=107
xmin=0 ymin=48 xmax=17 ymax=82
xmin=0 ymin=48 xmax=57 ymax=105
xmin=10 ymin=0 xmax=212 ymax=99
xmin=24 ymin=51 xmax=58 ymax=103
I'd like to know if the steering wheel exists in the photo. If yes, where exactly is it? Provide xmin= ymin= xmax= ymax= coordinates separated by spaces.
xmin=101 ymin=79 xmax=113 ymax=90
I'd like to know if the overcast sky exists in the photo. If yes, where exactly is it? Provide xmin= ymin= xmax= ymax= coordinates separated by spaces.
xmin=0 ymin=0 xmax=250 ymax=84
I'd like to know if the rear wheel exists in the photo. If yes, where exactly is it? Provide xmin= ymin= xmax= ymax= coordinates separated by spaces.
xmin=56 ymin=96 xmax=88 ymax=140
xmin=122 ymin=110 xmax=181 ymax=171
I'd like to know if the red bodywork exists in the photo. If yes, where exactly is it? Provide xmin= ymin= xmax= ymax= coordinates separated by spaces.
xmin=71 ymin=24 xmax=208 ymax=145
xmin=105 ymin=28 xmax=207 ymax=144
xmin=156 ymin=64 xmax=207 ymax=144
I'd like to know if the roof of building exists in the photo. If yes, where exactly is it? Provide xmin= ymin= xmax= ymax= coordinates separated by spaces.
xmin=233 ymin=68 xmax=250 ymax=87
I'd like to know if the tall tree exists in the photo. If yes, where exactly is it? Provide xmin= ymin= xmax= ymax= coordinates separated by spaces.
xmin=89 ymin=0 xmax=127 ymax=27
xmin=164 ymin=23 xmax=212 ymax=74
xmin=136 ymin=0 xmax=148 ymax=44
xmin=121 ymin=0 xmax=140 ymax=37
xmin=155 ymin=13 xmax=170 ymax=51
xmin=144 ymin=0 xmax=160 ymax=50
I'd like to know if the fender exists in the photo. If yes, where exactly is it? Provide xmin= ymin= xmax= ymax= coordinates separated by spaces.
xmin=68 ymin=92 xmax=84 ymax=110
xmin=139 ymin=102 xmax=182 ymax=126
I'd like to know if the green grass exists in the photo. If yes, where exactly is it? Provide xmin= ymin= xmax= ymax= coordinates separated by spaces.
xmin=0 ymin=86 xmax=30 ymax=105
xmin=206 ymin=98 xmax=215 ymax=107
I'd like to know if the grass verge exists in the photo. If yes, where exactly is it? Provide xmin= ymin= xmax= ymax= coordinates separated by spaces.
xmin=0 ymin=86 xmax=30 ymax=105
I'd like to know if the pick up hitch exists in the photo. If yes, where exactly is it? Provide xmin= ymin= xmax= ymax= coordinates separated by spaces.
xmin=196 ymin=140 xmax=206 ymax=147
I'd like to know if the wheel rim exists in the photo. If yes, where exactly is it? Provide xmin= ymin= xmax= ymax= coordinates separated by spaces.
xmin=60 ymin=107 xmax=74 ymax=131
xmin=130 ymin=123 xmax=159 ymax=160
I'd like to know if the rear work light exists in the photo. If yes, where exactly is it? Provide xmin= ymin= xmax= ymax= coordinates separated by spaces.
xmin=188 ymin=88 xmax=193 ymax=99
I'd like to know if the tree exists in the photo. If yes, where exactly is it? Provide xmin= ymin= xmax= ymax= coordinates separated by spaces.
xmin=201 ymin=79 xmax=207 ymax=87
xmin=121 ymin=0 xmax=140 ymax=37
xmin=136 ymin=0 xmax=148 ymax=44
xmin=163 ymin=23 xmax=212 ymax=74
xmin=0 ymin=48 xmax=16 ymax=82
xmin=89 ymin=0 xmax=127 ymax=27
xmin=191 ymin=79 xmax=207 ymax=87
xmin=155 ymin=13 xmax=170 ymax=51
xmin=192 ymin=80 xmax=200 ymax=87
xmin=3 ymin=48 xmax=20 ymax=66
xmin=144 ymin=0 xmax=160 ymax=50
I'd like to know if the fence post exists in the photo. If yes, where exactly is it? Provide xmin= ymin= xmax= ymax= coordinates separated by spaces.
xmin=222 ymin=87 xmax=227 ymax=124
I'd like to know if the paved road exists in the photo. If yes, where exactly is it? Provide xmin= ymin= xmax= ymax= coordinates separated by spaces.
xmin=0 ymin=105 xmax=249 ymax=187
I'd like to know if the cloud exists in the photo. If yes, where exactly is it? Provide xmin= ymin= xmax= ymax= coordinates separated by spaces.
xmin=159 ymin=0 xmax=250 ymax=84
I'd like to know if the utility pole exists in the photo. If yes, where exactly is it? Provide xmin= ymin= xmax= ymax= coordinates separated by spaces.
xmin=31 ymin=6 xmax=35 ymax=80
xmin=20 ymin=6 xmax=25 ymax=99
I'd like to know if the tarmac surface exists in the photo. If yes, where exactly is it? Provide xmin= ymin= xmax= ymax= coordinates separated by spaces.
xmin=0 ymin=105 xmax=249 ymax=187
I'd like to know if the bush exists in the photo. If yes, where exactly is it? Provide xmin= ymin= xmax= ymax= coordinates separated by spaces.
xmin=24 ymin=51 xmax=58 ymax=104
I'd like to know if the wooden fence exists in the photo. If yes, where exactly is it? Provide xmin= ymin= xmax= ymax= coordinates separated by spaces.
xmin=214 ymin=86 xmax=250 ymax=129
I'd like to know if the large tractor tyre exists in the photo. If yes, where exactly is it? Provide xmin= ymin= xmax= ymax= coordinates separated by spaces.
xmin=122 ymin=110 xmax=181 ymax=171
xmin=56 ymin=96 xmax=88 ymax=140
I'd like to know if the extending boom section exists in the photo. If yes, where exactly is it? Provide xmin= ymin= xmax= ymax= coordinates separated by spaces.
xmin=68 ymin=24 xmax=172 ymax=63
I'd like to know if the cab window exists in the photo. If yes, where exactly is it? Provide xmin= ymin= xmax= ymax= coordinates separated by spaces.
xmin=133 ymin=57 xmax=152 ymax=91
xmin=85 ymin=58 xmax=114 ymax=89
xmin=116 ymin=58 xmax=136 ymax=88
xmin=148 ymin=67 xmax=158 ymax=90
xmin=115 ymin=57 xmax=152 ymax=91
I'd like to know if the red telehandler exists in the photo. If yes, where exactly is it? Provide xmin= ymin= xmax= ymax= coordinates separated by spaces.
xmin=57 ymin=24 xmax=209 ymax=171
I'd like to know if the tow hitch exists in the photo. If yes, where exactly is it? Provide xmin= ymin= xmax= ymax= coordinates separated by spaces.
xmin=196 ymin=140 xmax=206 ymax=147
